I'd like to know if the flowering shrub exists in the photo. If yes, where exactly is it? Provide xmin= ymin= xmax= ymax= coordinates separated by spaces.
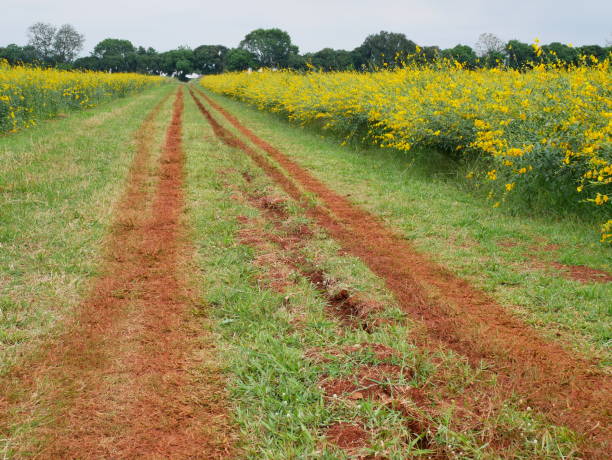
xmin=201 ymin=57 xmax=611 ymax=242
xmin=0 ymin=60 xmax=163 ymax=134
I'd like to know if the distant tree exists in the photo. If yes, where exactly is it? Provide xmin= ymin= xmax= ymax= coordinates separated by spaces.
xmin=224 ymin=48 xmax=256 ymax=71
xmin=411 ymin=45 xmax=440 ymax=65
xmin=193 ymin=45 xmax=228 ymax=74
xmin=92 ymin=39 xmax=137 ymax=72
xmin=52 ymin=24 xmax=84 ymax=63
xmin=421 ymin=46 xmax=440 ymax=62
xmin=93 ymin=38 xmax=136 ymax=59
xmin=239 ymin=28 xmax=298 ymax=68
xmin=482 ymin=50 xmax=506 ymax=68
xmin=505 ymin=40 xmax=536 ymax=69
xmin=541 ymin=42 xmax=579 ymax=66
xmin=73 ymin=55 xmax=101 ymax=70
xmin=134 ymin=46 xmax=160 ymax=73
xmin=353 ymin=31 xmax=418 ymax=69
xmin=577 ymin=44 xmax=607 ymax=64
xmin=176 ymin=58 xmax=191 ymax=74
xmin=288 ymin=53 xmax=307 ymax=70
xmin=441 ymin=44 xmax=478 ymax=68
xmin=0 ymin=44 xmax=39 ymax=65
xmin=474 ymin=33 xmax=505 ymax=58
xmin=27 ymin=22 xmax=57 ymax=62
xmin=159 ymin=47 xmax=194 ymax=79
xmin=308 ymin=48 xmax=354 ymax=71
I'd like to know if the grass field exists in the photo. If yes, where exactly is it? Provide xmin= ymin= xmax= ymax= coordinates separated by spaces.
xmin=0 ymin=79 xmax=609 ymax=459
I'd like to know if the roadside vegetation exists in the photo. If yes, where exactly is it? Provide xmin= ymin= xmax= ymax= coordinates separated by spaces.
xmin=0 ymin=60 xmax=163 ymax=133
xmin=200 ymin=58 xmax=611 ymax=243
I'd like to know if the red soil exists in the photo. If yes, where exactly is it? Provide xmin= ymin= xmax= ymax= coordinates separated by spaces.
xmin=320 ymin=363 xmax=411 ymax=401
xmin=1 ymin=89 xmax=234 ymax=458
xmin=552 ymin=262 xmax=612 ymax=283
xmin=325 ymin=422 xmax=370 ymax=450
xmin=190 ymin=88 xmax=611 ymax=458
xmin=498 ymin=240 xmax=612 ymax=283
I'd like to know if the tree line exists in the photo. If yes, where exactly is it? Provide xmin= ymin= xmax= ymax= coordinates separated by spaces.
xmin=2 ymin=23 xmax=610 ymax=78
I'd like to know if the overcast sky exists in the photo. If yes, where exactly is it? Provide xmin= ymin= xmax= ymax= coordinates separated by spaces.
xmin=2 ymin=0 xmax=611 ymax=55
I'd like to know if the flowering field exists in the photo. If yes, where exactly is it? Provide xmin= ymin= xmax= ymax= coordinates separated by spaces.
xmin=0 ymin=61 xmax=163 ymax=134
xmin=201 ymin=60 xmax=611 ymax=241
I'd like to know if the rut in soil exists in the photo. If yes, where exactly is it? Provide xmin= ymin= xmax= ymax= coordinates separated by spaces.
xmin=1 ymin=88 xmax=234 ymax=459
xmin=189 ymin=87 xmax=611 ymax=458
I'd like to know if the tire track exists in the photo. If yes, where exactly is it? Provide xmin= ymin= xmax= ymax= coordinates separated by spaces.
xmin=190 ymin=87 xmax=610 ymax=458
xmin=2 ymin=88 xmax=234 ymax=459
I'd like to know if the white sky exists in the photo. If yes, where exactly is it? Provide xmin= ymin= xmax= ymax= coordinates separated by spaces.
xmin=2 ymin=0 xmax=611 ymax=55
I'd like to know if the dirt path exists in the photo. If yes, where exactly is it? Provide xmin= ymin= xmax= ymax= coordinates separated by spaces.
xmin=1 ymin=88 xmax=234 ymax=459
xmin=190 ymin=88 xmax=611 ymax=458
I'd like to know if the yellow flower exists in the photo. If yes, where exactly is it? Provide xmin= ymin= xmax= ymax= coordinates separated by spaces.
xmin=199 ymin=56 xmax=612 ymax=242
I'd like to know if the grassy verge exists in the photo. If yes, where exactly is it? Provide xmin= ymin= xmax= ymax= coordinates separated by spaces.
xmin=183 ymin=89 xmax=581 ymax=458
xmin=0 ymin=83 xmax=176 ymax=374
xmin=199 ymin=89 xmax=611 ymax=364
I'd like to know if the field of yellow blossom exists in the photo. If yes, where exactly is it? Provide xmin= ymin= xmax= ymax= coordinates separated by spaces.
xmin=0 ymin=61 xmax=163 ymax=134
xmin=201 ymin=59 xmax=611 ymax=242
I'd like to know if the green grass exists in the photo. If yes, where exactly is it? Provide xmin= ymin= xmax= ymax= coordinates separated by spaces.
xmin=0 ymin=82 xmax=596 ymax=458
xmin=199 ymin=89 xmax=612 ymax=363
xmin=0 ymin=83 xmax=176 ymax=374
xmin=183 ymin=89 xmax=581 ymax=459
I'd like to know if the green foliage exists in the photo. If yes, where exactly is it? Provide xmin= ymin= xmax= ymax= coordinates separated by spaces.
xmin=577 ymin=45 xmax=608 ymax=63
xmin=5 ymin=24 xmax=611 ymax=76
xmin=239 ymin=28 xmax=299 ymax=68
xmin=541 ymin=42 xmax=579 ymax=66
xmin=505 ymin=40 xmax=536 ymax=69
xmin=353 ymin=31 xmax=418 ymax=69
xmin=306 ymin=48 xmax=354 ymax=71
xmin=93 ymin=38 xmax=136 ymax=59
xmin=0 ymin=44 xmax=39 ymax=65
xmin=90 ymin=38 xmax=137 ymax=72
xmin=441 ymin=45 xmax=478 ymax=69
xmin=225 ymin=48 xmax=256 ymax=71
xmin=159 ymin=47 xmax=194 ymax=79
xmin=193 ymin=45 xmax=228 ymax=74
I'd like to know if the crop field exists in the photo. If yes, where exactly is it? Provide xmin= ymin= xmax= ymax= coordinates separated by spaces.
xmin=201 ymin=61 xmax=612 ymax=242
xmin=0 ymin=61 xmax=163 ymax=133
xmin=0 ymin=65 xmax=610 ymax=458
